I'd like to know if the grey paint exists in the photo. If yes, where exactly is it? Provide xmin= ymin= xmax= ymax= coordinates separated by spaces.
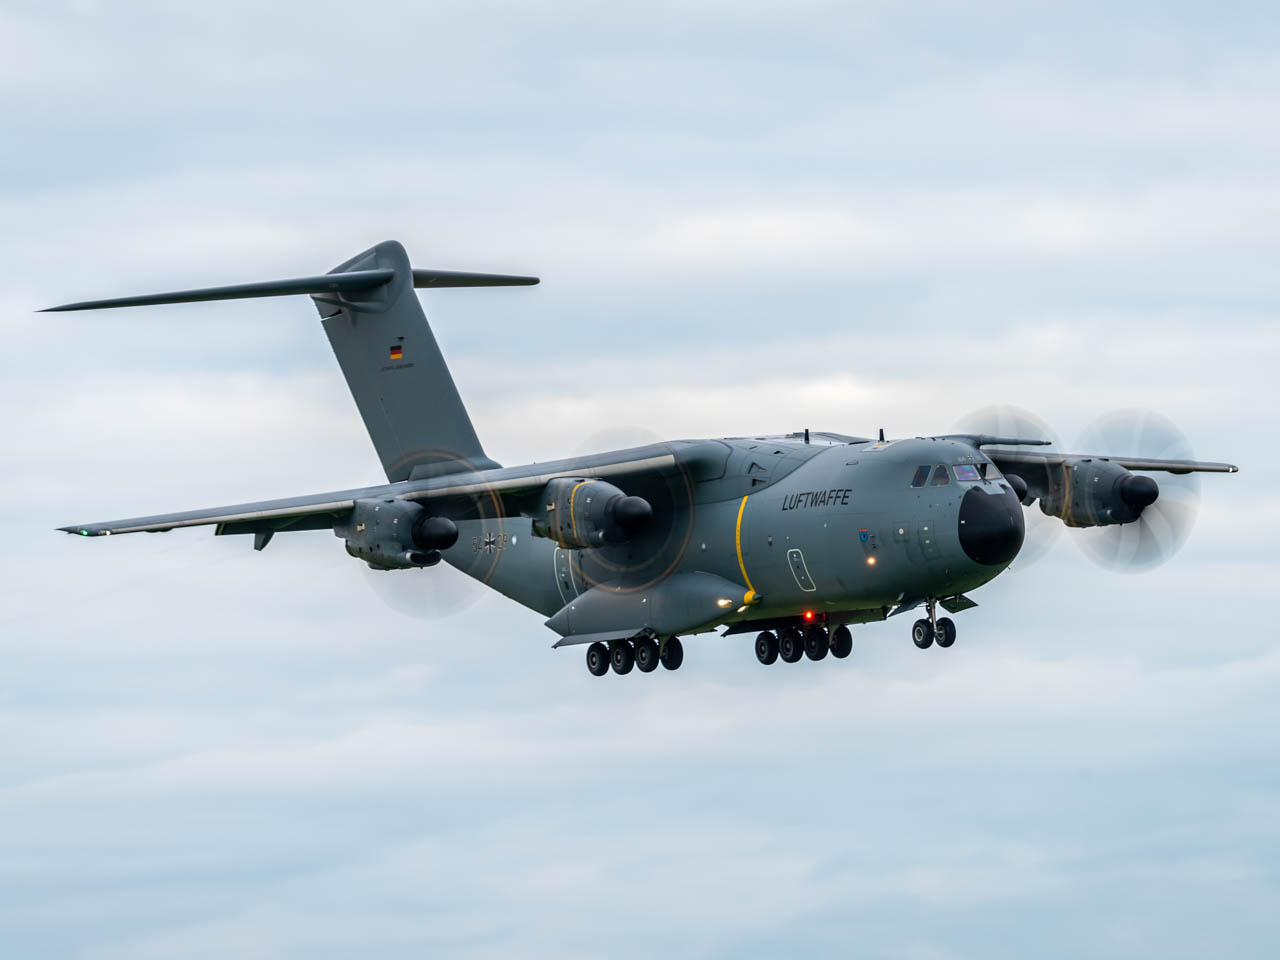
xmin=316 ymin=241 xmax=501 ymax=483
xmin=50 ymin=241 xmax=1240 ymax=658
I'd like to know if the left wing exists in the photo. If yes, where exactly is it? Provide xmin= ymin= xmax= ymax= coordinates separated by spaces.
xmin=59 ymin=488 xmax=367 ymax=537
xmin=58 ymin=443 xmax=708 ymax=538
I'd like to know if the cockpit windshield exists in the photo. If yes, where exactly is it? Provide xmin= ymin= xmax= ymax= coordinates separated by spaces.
xmin=953 ymin=464 xmax=982 ymax=482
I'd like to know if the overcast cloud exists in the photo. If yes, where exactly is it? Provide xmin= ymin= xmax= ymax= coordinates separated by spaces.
xmin=2 ymin=2 xmax=1278 ymax=957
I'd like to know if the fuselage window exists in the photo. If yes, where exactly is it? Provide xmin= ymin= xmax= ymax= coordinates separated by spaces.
xmin=929 ymin=464 xmax=950 ymax=486
xmin=910 ymin=465 xmax=931 ymax=487
xmin=953 ymin=464 xmax=982 ymax=482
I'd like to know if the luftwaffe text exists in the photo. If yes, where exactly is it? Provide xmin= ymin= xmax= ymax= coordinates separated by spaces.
xmin=781 ymin=488 xmax=852 ymax=511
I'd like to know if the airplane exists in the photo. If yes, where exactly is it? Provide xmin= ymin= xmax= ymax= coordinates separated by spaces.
xmin=47 ymin=240 xmax=1239 ymax=676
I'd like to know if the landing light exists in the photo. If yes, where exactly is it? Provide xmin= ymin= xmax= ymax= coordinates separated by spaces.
xmin=717 ymin=598 xmax=732 ymax=608
xmin=866 ymin=556 xmax=876 ymax=566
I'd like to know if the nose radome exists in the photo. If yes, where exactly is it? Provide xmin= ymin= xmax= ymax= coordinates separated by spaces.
xmin=958 ymin=486 xmax=1025 ymax=566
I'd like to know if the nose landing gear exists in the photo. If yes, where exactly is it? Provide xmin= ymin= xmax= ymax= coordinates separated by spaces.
xmin=913 ymin=599 xmax=958 ymax=650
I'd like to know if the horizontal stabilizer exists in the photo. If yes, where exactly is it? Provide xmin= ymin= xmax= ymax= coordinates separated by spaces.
xmin=945 ymin=434 xmax=1053 ymax=448
xmin=412 ymin=269 xmax=538 ymax=288
xmin=43 ymin=267 xmax=538 ymax=312
xmin=41 ymin=270 xmax=395 ymax=312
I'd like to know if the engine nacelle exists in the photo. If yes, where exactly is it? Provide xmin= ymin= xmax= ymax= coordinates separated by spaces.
xmin=1037 ymin=459 xmax=1159 ymax=528
xmin=334 ymin=498 xmax=459 ymax=569
xmin=530 ymin=478 xmax=653 ymax=548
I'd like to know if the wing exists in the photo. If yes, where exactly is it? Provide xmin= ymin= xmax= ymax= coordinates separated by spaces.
xmin=987 ymin=449 xmax=1238 ymax=475
xmin=58 ymin=442 xmax=714 ymax=538
xmin=59 ymin=488 xmax=366 ymax=537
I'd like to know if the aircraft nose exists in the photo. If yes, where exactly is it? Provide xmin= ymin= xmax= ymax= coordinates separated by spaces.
xmin=958 ymin=486 xmax=1025 ymax=566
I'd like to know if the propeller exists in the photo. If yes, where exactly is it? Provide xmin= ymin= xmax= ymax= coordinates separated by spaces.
xmin=954 ymin=405 xmax=1064 ymax=566
xmin=1071 ymin=409 xmax=1201 ymax=571
xmin=359 ymin=548 xmax=487 ymax=621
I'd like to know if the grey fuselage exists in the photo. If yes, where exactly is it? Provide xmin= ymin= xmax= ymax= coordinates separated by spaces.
xmin=442 ymin=435 xmax=1025 ymax=636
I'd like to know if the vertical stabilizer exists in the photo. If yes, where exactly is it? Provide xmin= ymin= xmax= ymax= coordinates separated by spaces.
xmin=315 ymin=241 xmax=500 ymax=482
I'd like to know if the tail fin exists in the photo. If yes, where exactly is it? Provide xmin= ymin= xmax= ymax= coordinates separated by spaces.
xmin=43 ymin=239 xmax=537 ymax=483
xmin=316 ymin=241 xmax=525 ymax=481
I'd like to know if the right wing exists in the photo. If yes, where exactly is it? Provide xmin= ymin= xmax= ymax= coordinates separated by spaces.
xmin=986 ymin=449 xmax=1238 ymax=475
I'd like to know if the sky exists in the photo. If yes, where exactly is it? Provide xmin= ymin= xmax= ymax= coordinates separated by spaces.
xmin=2 ymin=1 xmax=1278 ymax=957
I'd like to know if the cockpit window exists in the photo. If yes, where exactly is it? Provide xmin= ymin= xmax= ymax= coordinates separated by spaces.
xmin=953 ymin=464 xmax=981 ymax=482
xmin=910 ymin=465 xmax=931 ymax=488
xmin=929 ymin=464 xmax=950 ymax=486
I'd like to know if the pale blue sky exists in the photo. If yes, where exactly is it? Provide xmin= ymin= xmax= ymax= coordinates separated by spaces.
xmin=2 ymin=2 xmax=1277 ymax=957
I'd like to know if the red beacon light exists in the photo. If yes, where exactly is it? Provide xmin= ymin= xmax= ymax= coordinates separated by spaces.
xmin=803 ymin=610 xmax=814 ymax=621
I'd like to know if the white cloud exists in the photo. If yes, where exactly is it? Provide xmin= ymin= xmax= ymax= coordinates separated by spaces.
xmin=2 ymin=2 xmax=1279 ymax=957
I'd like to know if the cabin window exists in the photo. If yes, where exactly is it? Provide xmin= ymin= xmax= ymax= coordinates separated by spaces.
xmin=910 ymin=465 xmax=931 ymax=487
xmin=953 ymin=464 xmax=982 ymax=482
xmin=929 ymin=464 xmax=950 ymax=486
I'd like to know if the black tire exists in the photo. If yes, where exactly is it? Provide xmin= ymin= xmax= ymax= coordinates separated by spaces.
xmin=935 ymin=617 xmax=956 ymax=648
xmin=660 ymin=636 xmax=684 ymax=671
xmin=754 ymin=631 xmax=779 ymax=665
xmin=586 ymin=641 xmax=610 ymax=676
xmin=635 ymin=636 xmax=660 ymax=672
xmin=804 ymin=625 xmax=829 ymax=661
xmin=610 ymin=640 xmax=635 ymax=674
xmin=779 ymin=627 xmax=804 ymax=663
xmin=831 ymin=624 xmax=853 ymax=659
xmin=912 ymin=618 xmax=934 ymax=649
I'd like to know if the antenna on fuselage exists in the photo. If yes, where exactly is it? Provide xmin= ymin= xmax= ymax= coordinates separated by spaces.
xmin=878 ymin=428 xmax=886 ymax=442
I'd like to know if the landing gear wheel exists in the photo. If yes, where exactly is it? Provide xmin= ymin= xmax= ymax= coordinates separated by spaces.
xmin=831 ymin=625 xmax=853 ymax=659
xmin=804 ymin=625 xmax=829 ymax=661
xmin=754 ymin=631 xmax=779 ymax=665
xmin=935 ymin=617 xmax=956 ymax=648
xmin=610 ymin=640 xmax=635 ymax=675
xmin=634 ymin=637 xmax=660 ymax=672
xmin=660 ymin=636 xmax=684 ymax=671
xmin=586 ymin=641 xmax=609 ymax=677
xmin=779 ymin=627 xmax=804 ymax=663
xmin=912 ymin=618 xmax=935 ymax=649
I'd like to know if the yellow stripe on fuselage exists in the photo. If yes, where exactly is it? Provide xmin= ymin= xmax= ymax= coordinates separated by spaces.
xmin=735 ymin=495 xmax=756 ymax=596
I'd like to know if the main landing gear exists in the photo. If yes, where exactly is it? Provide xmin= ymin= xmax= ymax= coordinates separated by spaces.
xmin=911 ymin=599 xmax=957 ymax=650
xmin=756 ymin=623 xmax=854 ymax=666
xmin=586 ymin=637 xmax=683 ymax=677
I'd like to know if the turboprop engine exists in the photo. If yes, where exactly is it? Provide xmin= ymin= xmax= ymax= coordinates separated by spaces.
xmin=530 ymin=478 xmax=653 ymax=548
xmin=1037 ymin=459 xmax=1159 ymax=528
xmin=334 ymin=498 xmax=459 ymax=569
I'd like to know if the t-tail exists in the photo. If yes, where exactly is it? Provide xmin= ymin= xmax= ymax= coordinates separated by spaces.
xmin=43 ymin=240 xmax=537 ymax=482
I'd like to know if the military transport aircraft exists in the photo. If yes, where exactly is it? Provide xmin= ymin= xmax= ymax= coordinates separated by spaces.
xmin=48 ymin=241 xmax=1238 ymax=676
